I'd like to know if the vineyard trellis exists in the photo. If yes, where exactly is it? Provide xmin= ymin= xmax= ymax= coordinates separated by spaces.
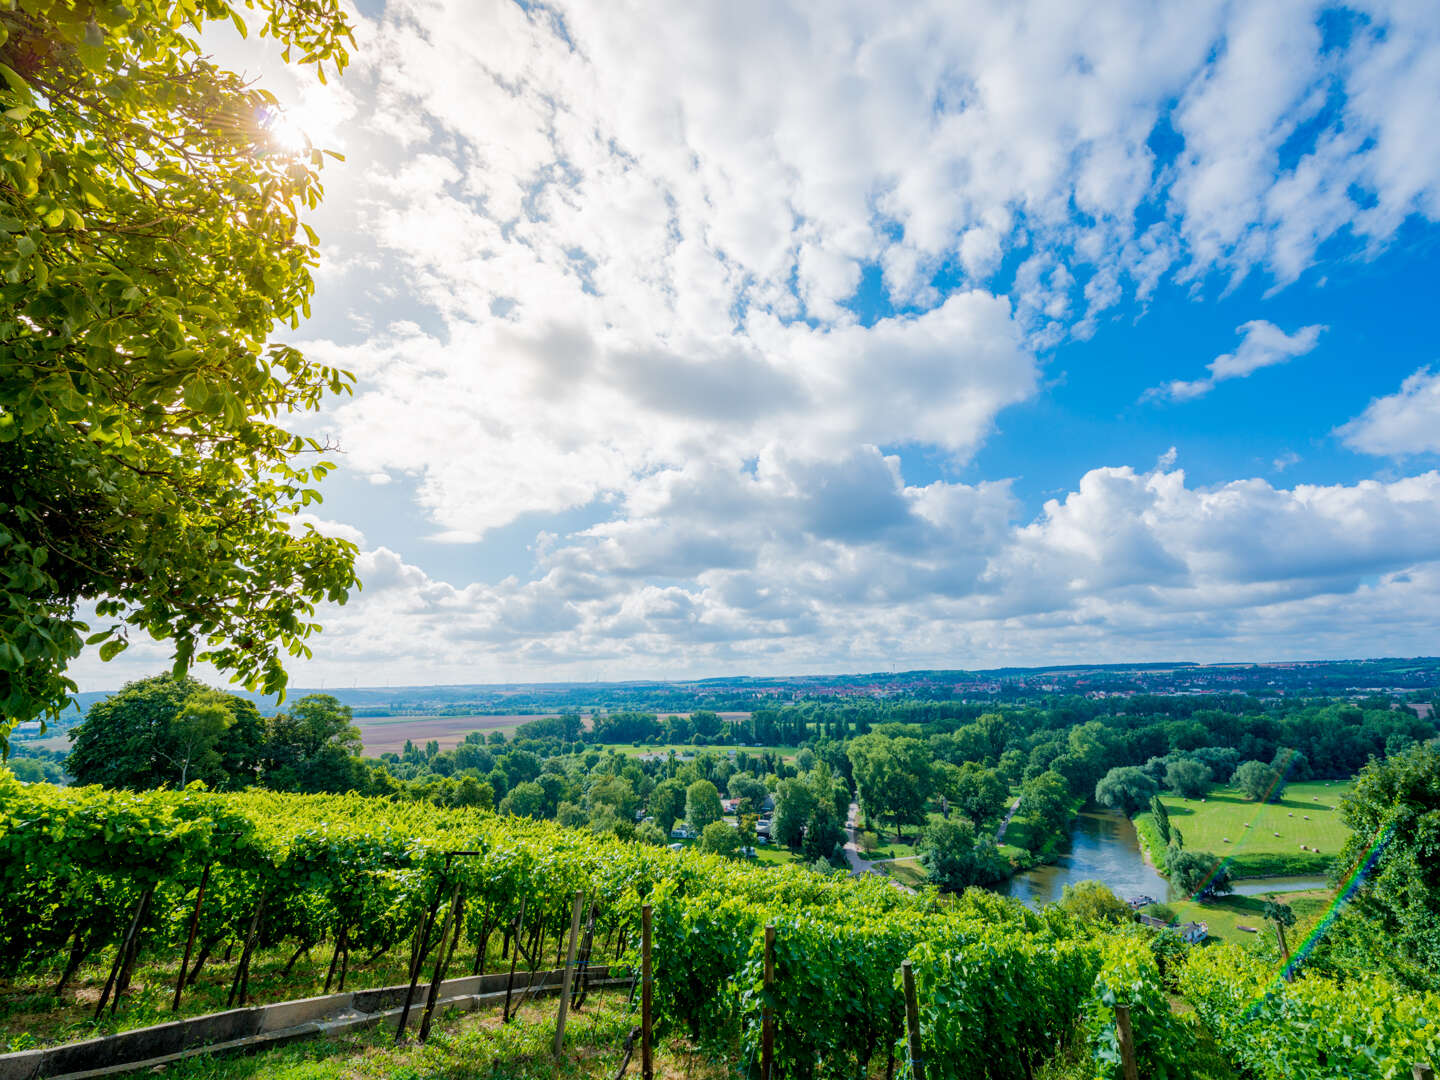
xmin=1 ymin=773 xmax=1433 ymax=1077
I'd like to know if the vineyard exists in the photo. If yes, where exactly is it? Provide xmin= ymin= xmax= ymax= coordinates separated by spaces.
xmin=1 ymin=772 xmax=1435 ymax=1079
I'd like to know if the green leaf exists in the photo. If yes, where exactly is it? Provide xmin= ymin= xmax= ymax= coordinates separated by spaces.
xmin=97 ymin=639 xmax=128 ymax=662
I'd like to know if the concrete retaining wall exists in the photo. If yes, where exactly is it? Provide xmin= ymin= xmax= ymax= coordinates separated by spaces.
xmin=0 ymin=965 xmax=618 ymax=1080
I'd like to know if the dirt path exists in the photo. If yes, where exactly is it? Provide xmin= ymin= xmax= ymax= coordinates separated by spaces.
xmin=995 ymin=796 xmax=1022 ymax=843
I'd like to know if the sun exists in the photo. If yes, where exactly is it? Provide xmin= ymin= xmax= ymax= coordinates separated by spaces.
xmin=258 ymin=104 xmax=312 ymax=155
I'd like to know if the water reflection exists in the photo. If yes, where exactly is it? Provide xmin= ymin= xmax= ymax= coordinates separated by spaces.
xmin=997 ymin=809 xmax=1332 ymax=909
xmin=999 ymin=809 xmax=1170 ymax=909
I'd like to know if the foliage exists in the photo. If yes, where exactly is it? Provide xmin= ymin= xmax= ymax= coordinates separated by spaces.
xmin=941 ymin=761 xmax=1009 ymax=825
xmin=1083 ymin=932 xmax=1194 ymax=1080
xmin=1149 ymin=794 xmax=1171 ymax=841
xmin=1165 ymin=850 xmax=1231 ymax=898
xmin=0 ymin=779 xmax=1198 ymax=1079
xmin=847 ymin=732 xmax=931 ymax=839
xmin=1095 ymin=766 xmax=1158 ymax=817
xmin=1233 ymin=760 xmax=1285 ymax=803
xmin=0 ymin=0 xmax=359 ymax=746
xmin=66 ymin=674 xmax=263 ymax=789
xmin=919 ymin=818 xmax=1005 ymax=892
xmin=1164 ymin=759 xmax=1212 ymax=799
xmin=685 ymin=779 xmax=722 ymax=831
xmin=1181 ymin=943 xmax=1440 ymax=1080
xmin=1018 ymin=770 xmax=1071 ymax=839
xmin=699 ymin=821 xmax=742 ymax=857
xmin=1335 ymin=741 xmax=1440 ymax=979
xmin=1056 ymin=881 xmax=1131 ymax=926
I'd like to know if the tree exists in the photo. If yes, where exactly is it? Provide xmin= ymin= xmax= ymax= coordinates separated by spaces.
xmin=848 ymin=733 xmax=931 ymax=840
xmin=1095 ymin=766 xmax=1158 ymax=817
xmin=918 ymin=819 xmax=1004 ymax=892
xmin=164 ymin=690 xmax=234 ymax=787
xmin=771 ymin=777 xmax=815 ymax=848
xmin=261 ymin=693 xmax=364 ymax=793
xmin=1336 ymin=742 xmax=1440 ymax=977
xmin=0 ymin=0 xmax=361 ymax=750
xmin=1166 ymin=849 xmax=1232 ymax=898
xmin=1057 ymin=880 xmax=1131 ymax=925
xmin=948 ymin=762 xmax=1009 ymax=826
xmin=727 ymin=772 xmax=768 ymax=814
xmin=501 ymin=780 xmax=545 ymax=819
xmin=1233 ymin=760 xmax=1285 ymax=803
xmin=1164 ymin=758 xmax=1212 ymax=800
xmin=1018 ymin=770 xmax=1070 ymax=839
xmin=1149 ymin=794 xmax=1171 ymax=843
xmin=648 ymin=778 xmax=686 ymax=833
xmin=699 ymin=821 xmax=742 ymax=857
xmin=450 ymin=775 xmax=493 ymax=810
xmin=801 ymin=805 xmax=845 ymax=865
xmin=67 ymin=673 xmax=259 ymax=789
xmin=685 ymin=779 xmax=722 ymax=831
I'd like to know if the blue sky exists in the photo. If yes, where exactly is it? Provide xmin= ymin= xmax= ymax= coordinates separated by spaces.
xmin=78 ymin=0 xmax=1440 ymax=689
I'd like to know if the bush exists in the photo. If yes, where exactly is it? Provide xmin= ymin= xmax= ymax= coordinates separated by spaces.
xmin=698 ymin=821 xmax=742 ymax=857
xmin=1057 ymin=881 xmax=1132 ymax=926
xmin=1085 ymin=933 xmax=1194 ymax=1079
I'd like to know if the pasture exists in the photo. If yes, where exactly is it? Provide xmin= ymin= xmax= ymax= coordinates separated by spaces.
xmin=1158 ymin=780 xmax=1351 ymax=877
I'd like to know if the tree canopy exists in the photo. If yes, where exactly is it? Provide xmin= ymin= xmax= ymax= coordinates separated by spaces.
xmin=0 ymin=0 xmax=359 ymax=750
xmin=1336 ymin=741 xmax=1440 ymax=979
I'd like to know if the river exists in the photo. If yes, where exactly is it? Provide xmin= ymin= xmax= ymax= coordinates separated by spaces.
xmin=998 ymin=808 xmax=1329 ymax=908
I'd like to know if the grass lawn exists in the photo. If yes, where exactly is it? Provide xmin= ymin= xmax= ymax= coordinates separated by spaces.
xmin=1156 ymin=780 xmax=1350 ymax=876
xmin=750 ymin=846 xmax=804 ymax=867
xmin=1167 ymin=887 xmax=1331 ymax=947
xmin=857 ymin=810 xmax=954 ymax=860
xmin=882 ymin=858 xmax=929 ymax=888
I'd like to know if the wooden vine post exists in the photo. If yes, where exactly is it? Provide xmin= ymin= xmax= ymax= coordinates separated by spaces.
xmin=1114 ymin=1004 xmax=1140 ymax=1080
xmin=418 ymin=875 xmax=465 ymax=1042
xmin=762 ymin=924 xmax=776 ymax=1080
xmin=94 ymin=887 xmax=152 ymax=1019
xmin=553 ymin=889 xmax=585 ymax=1056
xmin=1414 ymin=1065 xmax=1434 ymax=1080
xmin=396 ymin=865 xmax=448 ymax=1042
xmin=228 ymin=889 xmax=268 ymax=1009
xmin=641 ymin=904 xmax=653 ymax=1080
xmin=172 ymin=862 xmax=212 ymax=1011
xmin=503 ymin=895 xmax=528 ymax=1022
xmin=901 ymin=959 xmax=924 ymax=1080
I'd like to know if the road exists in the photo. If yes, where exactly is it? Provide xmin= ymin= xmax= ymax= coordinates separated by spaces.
xmin=842 ymin=801 xmax=882 ymax=876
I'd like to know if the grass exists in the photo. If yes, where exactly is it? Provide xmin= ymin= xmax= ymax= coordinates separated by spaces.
xmin=881 ymin=858 xmax=929 ymax=888
xmin=1167 ymin=888 xmax=1332 ymax=946
xmin=142 ymin=991 xmax=721 ymax=1080
xmin=1156 ymin=781 xmax=1350 ymax=877
xmin=0 ymin=929 xmax=556 ymax=1051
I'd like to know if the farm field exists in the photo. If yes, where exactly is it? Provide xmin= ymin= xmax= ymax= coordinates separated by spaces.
xmin=355 ymin=714 xmax=543 ymax=756
xmin=1157 ymin=781 xmax=1351 ymax=877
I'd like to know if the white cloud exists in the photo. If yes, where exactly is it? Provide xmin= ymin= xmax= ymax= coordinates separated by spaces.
xmin=1336 ymin=367 xmax=1440 ymax=456
xmin=116 ymin=1 xmax=1440 ymax=686
xmin=1144 ymin=319 xmax=1325 ymax=401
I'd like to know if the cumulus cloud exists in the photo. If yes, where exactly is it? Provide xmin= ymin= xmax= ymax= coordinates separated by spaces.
xmin=1337 ymin=368 xmax=1440 ymax=456
xmin=1144 ymin=320 xmax=1326 ymax=402
xmin=112 ymin=1 xmax=1440 ymax=687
